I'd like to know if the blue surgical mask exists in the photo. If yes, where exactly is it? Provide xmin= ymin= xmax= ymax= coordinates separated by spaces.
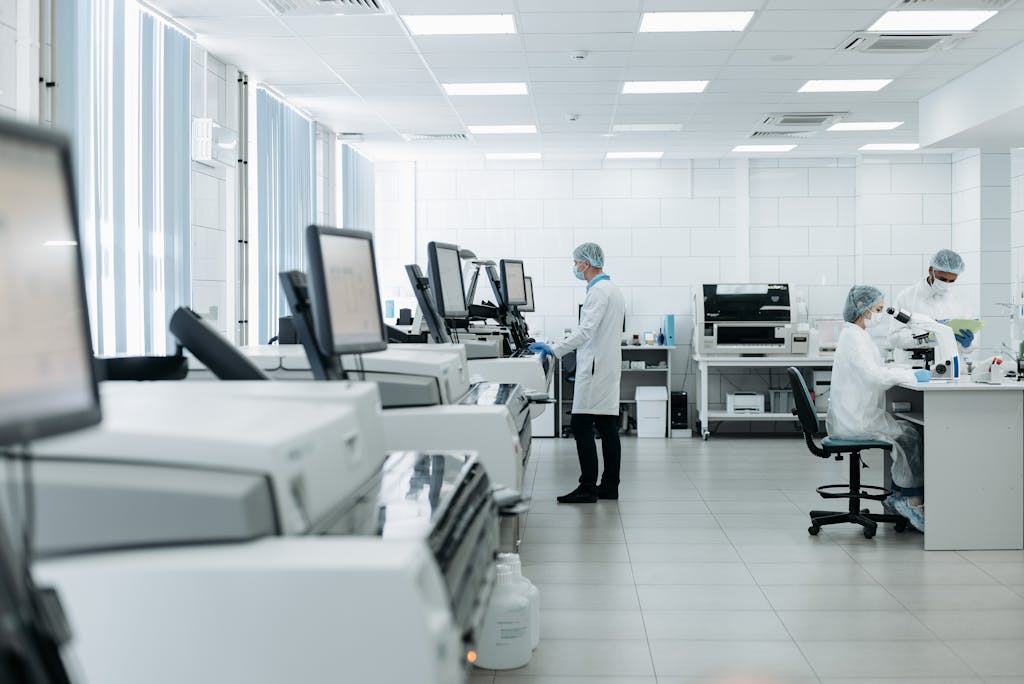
xmin=573 ymin=262 xmax=586 ymax=281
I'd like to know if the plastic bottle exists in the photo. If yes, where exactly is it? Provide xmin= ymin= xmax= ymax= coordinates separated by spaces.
xmin=498 ymin=552 xmax=541 ymax=650
xmin=475 ymin=564 xmax=531 ymax=670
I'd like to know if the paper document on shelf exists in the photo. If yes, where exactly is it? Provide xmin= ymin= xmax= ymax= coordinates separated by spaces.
xmin=941 ymin=318 xmax=985 ymax=334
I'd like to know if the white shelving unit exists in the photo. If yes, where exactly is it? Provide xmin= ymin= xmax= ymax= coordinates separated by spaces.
xmin=694 ymin=354 xmax=834 ymax=440
xmin=556 ymin=345 xmax=675 ymax=438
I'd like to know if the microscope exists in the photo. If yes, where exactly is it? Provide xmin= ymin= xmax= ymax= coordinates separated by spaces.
xmin=887 ymin=307 xmax=961 ymax=379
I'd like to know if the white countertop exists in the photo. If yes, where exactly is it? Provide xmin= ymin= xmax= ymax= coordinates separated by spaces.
xmin=896 ymin=379 xmax=1024 ymax=392
xmin=693 ymin=354 xmax=834 ymax=365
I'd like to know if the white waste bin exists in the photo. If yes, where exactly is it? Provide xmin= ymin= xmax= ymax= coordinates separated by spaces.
xmin=635 ymin=386 xmax=668 ymax=438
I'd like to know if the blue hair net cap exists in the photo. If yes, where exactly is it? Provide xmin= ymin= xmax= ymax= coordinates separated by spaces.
xmin=930 ymin=249 xmax=964 ymax=275
xmin=843 ymin=285 xmax=884 ymax=324
xmin=572 ymin=242 xmax=605 ymax=269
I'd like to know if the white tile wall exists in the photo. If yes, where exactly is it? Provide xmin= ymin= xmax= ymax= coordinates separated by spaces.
xmin=189 ymin=49 xmax=236 ymax=335
xmin=0 ymin=0 xmax=19 ymax=118
xmin=402 ymin=153 xmax=968 ymax=428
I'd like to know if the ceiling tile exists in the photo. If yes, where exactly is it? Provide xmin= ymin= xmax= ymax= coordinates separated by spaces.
xmin=302 ymin=35 xmax=415 ymax=54
xmin=389 ymin=0 xmax=514 ymax=11
xmin=517 ymin=13 xmax=640 ymax=34
xmin=411 ymin=35 xmax=524 ymax=52
xmin=633 ymin=33 xmax=745 ymax=51
xmin=186 ymin=16 xmax=290 ymax=37
xmin=748 ymin=9 xmax=884 ymax=33
xmin=282 ymin=15 xmax=406 ymax=37
xmin=524 ymin=34 xmax=635 ymax=52
xmin=739 ymin=30 xmax=850 ymax=51
xmin=423 ymin=52 xmax=526 ymax=69
xmin=149 ymin=0 xmax=267 ymax=18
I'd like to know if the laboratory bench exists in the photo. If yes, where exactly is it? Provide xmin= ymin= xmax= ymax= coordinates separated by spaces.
xmin=693 ymin=353 xmax=834 ymax=440
xmin=887 ymin=379 xmax=1024 ymax=551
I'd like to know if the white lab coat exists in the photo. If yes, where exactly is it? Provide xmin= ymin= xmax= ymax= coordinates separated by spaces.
xmin=888 ymin=277 xmax=978 ymax=356
xmin=552 ymin=277 xmax=626 ymax=415
xmin=827 ymin=323 xmax=924 ymax=489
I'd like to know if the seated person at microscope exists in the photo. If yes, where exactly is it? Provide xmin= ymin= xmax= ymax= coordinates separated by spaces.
xmin=828 ymin=285 xmax=930 ymax=532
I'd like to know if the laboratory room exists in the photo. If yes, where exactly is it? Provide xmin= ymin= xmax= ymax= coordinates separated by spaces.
xmin=10 ymin=2 xmax=1024 ymax=684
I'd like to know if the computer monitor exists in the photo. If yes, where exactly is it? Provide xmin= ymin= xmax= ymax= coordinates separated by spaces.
xmin=0 ymin=119 xmax=101 ymax=447
xmin=427 ymin=241 xmax=469 ymax=319
xmin=305 ymin=225 xmax=388 ymax=356
xmin=521 ymin=276 xmax=535 ymax=313
xmin=500 ymin=259 xmax=527 ymax=307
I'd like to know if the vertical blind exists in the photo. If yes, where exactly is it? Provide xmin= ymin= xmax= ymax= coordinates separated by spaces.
xmin=55 ymin=0 xmax=190 ymax=355
xmin=342 ymin=144 xmax=375 ymax=233
xmin=255 ymin=88 xmax=316 ymax=344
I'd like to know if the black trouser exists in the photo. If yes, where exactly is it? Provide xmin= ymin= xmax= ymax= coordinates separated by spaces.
xmin=570 ymin=413 xmax=621 ymax=491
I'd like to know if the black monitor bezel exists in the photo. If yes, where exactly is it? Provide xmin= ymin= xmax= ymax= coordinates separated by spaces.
xmin=0 ymin=118 xmax=101 ymax=447
xmin=427 ymin=241 xmax=469 ymax=318
xmin=521 ymin=276 xmax=535 ymax=313
xmin=500 ymin=259 xmax=528 ymax=307
xmin=304 ymin=225 xmax=388 ymax=357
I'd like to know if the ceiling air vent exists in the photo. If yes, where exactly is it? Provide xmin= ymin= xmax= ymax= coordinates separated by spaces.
xmin=896 ymin=0 xmax=1015 ymax=9
xmin=763 ymin=112 xmax=845 ymax=127
xmin=843 ymin=32 xmax=961 ymax=52
xmin=402 ymin=133 xmax=469 ymax=142
xmin=750 ymin=130 xmax=815 ymax=139
xmin=258 ymin=0 xmax=391 ymax=16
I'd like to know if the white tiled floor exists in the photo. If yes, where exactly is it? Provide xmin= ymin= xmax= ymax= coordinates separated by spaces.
xmin=471 ymin=436 xmax=1024 ymax=684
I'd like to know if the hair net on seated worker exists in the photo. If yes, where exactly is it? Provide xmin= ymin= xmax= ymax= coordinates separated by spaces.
xmin=930 ymin=248 xmax=965 ymax=275
xmin=572 ymin=242 xmax=605 ymax=269
xmin=843 ymin=285 xmax=884 ymax=324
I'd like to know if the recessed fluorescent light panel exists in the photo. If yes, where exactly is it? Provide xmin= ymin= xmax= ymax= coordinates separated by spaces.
xmin=732 ymin=144 xmax=797 ymax=153
xmin=606 ymin=152 xmax=664 ymax=159
xmin=799 ymin=79 xmax=892 ymax=93
xmin=860 ymin=143 xmax=920 ymax=151
xmin=403 ymin=14 xmax=516 ymax=35
xmin=468 ymin=125 xmax=537 ymax=134
xmin=485 ymin=152 xmax=541 ymax=160
xmin=639 ymin=11 xmax=755 ymax=32
xmin=828 ymin=121 xmax=904 ymax=132
xmin=443 ymin=82 xmax=528 ymax=96
xmin=623 ymin=81 xmax=708 ymax=94
xmin=868 ymin=10 xmax=997 ymax=33
xmin=612 ymin=124 xmax=683 ymax=132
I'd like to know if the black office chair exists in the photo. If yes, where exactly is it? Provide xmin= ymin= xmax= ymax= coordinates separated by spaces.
xmin=787 ymin=367 xmax=907 ymax=539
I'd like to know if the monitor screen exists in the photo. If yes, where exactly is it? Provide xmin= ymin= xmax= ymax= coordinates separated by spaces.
xmin=500 ymin=259 xmax=527 ymax=307
xmin=0 ymin=120 xmax=100 ymax=446
xmin=428 ymin=242 xmax=469 ymax=318
xmin=305 ymin=225 xmax=388 ymax=356
xmin=521 ymin=276 xmax=535 ymax=313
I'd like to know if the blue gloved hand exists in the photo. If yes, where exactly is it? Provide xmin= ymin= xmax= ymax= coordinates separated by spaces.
xmin=955 ymin=328 xmax=974 ymax=348
xmin=914 ymin=369 xmax=931 ymax=383
xmin=528 ymin=342 xmax=553 ymax=358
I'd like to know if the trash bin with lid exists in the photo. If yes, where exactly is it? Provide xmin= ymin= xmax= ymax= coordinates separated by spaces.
xmin=635 ymin=386 xmax=668 ymax=438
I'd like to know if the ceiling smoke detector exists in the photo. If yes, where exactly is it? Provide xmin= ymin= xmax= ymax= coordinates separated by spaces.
xmin=571 ymin=50 xmax=588 ymax=62
xmin=258 ymin=0 xmax=391 ymax=16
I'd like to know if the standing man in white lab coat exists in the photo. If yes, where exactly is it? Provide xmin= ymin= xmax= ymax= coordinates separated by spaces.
xmin=888 ymin=249 xmax=979 ymax=358
xmin=529 ymin=243 xmax=627 ymax=504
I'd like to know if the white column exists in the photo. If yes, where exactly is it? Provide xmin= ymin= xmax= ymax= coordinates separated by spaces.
xmin=979 ymin=151 xmax=1012 ymax=356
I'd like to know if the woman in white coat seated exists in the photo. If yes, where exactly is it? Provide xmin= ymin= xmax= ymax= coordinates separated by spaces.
xmin=529 ymin=243 xmax=626 ymax=504
xmin=828 ymin=285 xmax=931 ymax=532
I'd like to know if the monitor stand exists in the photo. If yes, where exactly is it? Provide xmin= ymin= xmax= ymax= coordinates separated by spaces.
xmin=279 ymin=270 xmax=346 ymax=382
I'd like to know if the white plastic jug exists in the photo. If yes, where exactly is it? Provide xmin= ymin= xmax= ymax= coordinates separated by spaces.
xmin=498 ymin=552 xmax=540 ymax=649
xmin=475 ymin=564 xmax=531 ymax=670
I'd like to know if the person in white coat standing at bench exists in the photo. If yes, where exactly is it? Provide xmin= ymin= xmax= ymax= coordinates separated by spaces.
xmin=529 ymin=242 xmax=626 ymax=504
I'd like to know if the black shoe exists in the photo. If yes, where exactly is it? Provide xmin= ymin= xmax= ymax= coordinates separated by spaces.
xmin=596 ymin=486 xmax=618 ymax=500
xmin=557 ymin=486 xmax=598 ymax=504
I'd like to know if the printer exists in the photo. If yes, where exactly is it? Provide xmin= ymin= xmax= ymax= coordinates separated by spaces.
xmin=23 ymin=382 xmax=498 ymax=683
xmin=695 ymin=283 xmax=809 ymax=356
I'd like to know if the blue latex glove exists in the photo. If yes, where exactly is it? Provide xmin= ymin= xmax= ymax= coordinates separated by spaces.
xmin=914 ymin=369 xmax=931 ymax=383
xmin=528 ymin=342 xmax=553 ymax=358
xmin=955 ymin=328 xmax=974 ymax=348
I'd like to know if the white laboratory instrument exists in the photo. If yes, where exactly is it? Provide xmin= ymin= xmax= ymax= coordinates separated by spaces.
xmin=887 ymin=307 xmax=961 ymax=379
xmin=35 ymin=538 xmax=470 ymax=684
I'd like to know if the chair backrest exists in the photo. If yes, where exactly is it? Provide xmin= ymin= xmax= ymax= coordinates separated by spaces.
xmin=787 ymin=367 xmax=822 ymax=437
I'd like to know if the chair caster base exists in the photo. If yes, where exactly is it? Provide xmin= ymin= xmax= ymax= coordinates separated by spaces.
xmin=808 ymin=525 xmax=820 ymax=536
